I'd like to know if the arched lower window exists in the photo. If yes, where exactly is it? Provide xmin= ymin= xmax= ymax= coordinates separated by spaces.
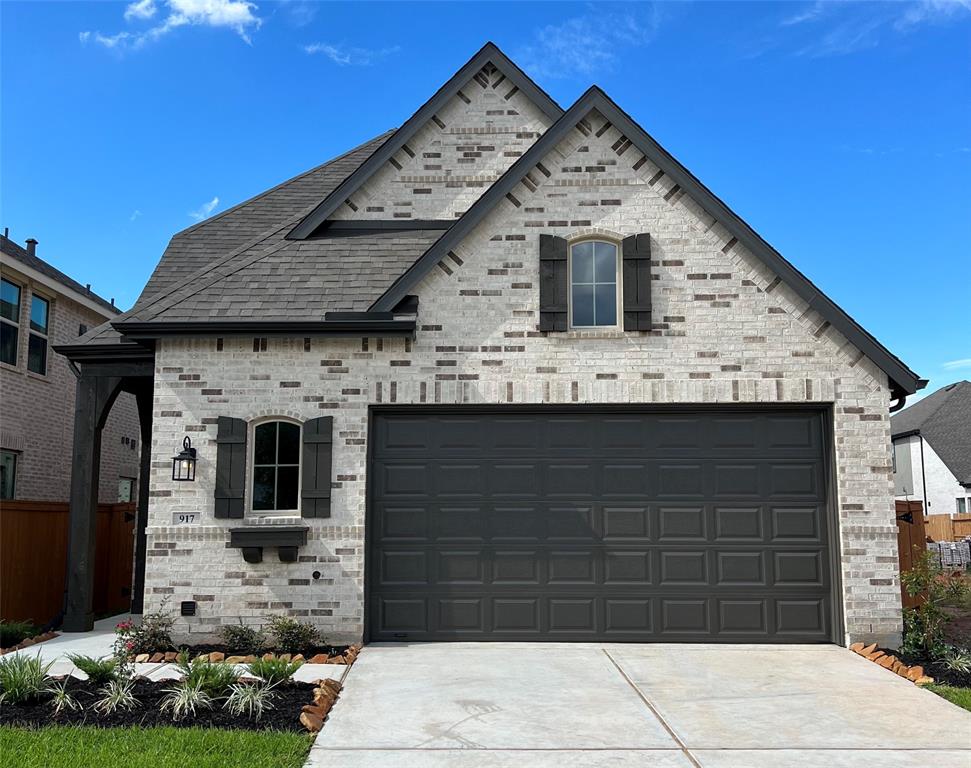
xmin=570 ymin=240 xmax=619 ymax=328
xmin=252 ymin=420 xmax=300 ymax=512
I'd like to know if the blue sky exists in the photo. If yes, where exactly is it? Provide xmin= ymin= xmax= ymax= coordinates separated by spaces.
xmin=2 ymin=1 xmax=968 ymax=397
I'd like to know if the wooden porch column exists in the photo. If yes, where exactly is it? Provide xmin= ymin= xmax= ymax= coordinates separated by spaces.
xmin=63 ymin=372 xmax=122 ymax=632
xmin=129 ymin=385 xmax=153 ymax=615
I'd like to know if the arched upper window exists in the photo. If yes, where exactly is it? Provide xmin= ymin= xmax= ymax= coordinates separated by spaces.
xmin=252 ymin=420 xmax=301 ymax=512
xmin=569 ymin=240 xmax=619 ymax=328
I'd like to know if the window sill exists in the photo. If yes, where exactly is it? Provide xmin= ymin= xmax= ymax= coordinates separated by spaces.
xmin=229 ymin=524 xmax=308 ymax=564
xmin=0 ymin=361 xmax=20 ymax=374
xmin=25 ymin=370 xmax=50 ymax=383
xmin=558 ymin=329 xmax=630 ymax=340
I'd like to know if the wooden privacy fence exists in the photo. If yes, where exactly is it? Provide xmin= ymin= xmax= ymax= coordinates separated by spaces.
xmin=895 ymin=499 xmax=926 ymax=610
xmin=924 ymin=513 xmax=971 ymax=543
xmin=0 ymin=500 xmax=135 ymax=626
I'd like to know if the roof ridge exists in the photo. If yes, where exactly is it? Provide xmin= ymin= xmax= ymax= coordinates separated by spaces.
xmin=369 ymin=84 xmax=921 ymax=396
xmin=287 ymin=41 xmax=563 ymax=240
xmin=166 ymin=130 xmax=395 ymax=241
xmin=921 ymin=380 xmax=969 ymax=430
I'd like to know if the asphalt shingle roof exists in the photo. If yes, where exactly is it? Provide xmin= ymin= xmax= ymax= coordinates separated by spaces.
xmin=892 ymin=380 xmax=971 ymax=485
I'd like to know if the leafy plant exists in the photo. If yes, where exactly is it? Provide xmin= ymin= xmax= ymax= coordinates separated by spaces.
xmin=901 ymin=549 xmax=971 ymax=657
xmin=160 ymin=680 xmax=213 ymax=721
xmin=67 ymin=654 xmax=120 ymax=686
xmin=175 ymin=651 xmax=240 ymax=697
xmin=245 ymin=657 xmax=302 ymax=686
xmin=48 ymin=679 xmax=79 ymax=715
xmin=266 ymin=616 xmax=319 ymax=655
xmin=0 ymin=653 xmax=53 ymax=704
xmin=113 ymin=607 xmax=175 ymax=658
xmin=217 ymin=622 xmax=266 ymax=655
xmin=934 ymin=646 xmax=971 ymax=675
xmin=223 ymin=680 xmax=277 ymax=721
xmin=95 ymin=678 xmax=139 ymax=715
xmin=0 ymin=620 xmax=38 ymax=648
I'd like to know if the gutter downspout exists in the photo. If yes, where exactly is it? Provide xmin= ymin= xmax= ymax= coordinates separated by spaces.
xmin=918 ymin=433 xmax=929 ymax=515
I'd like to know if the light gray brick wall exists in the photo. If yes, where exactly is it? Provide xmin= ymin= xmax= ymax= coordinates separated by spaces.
xmin=144 ymin=108 xmax=901 ymax=648
xmin=332 ymin=64 xmax=552 ymax=222
xmin=0 ymin=265 xmax=141 ymax=503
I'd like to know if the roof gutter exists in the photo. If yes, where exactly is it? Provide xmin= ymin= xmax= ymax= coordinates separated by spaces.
xmin=112 ymin=314 xmax=416 ymax=340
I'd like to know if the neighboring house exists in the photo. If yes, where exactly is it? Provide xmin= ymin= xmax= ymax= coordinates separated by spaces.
xmin=58 ymin=43 xmax=923 ymax=648
xmin=0 ymin=233 xmax=140 ymax=503
xmin=892 ymin=380 xmax=971 ymax=516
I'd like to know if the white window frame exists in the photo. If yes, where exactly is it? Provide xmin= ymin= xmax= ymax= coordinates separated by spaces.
xmin=0 ymin=277 xmax=22 ymax=368
xmin=568 ymin=238 xmax=622 ymax=330
xmin=248 ymin=417 xmax=302 ymax=516
xmin=26 ymin=290 xmax=51 ymax=376
xmin=0 ymin=449 xmax=17 ymax=500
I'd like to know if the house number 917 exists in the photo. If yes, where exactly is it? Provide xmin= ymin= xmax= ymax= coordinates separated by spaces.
xmin=172 ymin=513 xmax=198 ymax=525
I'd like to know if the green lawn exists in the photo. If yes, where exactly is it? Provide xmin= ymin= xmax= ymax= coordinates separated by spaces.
xmin=0 ymin=726 xmax=313 ymax=768
xmin=926 ymin=684 xmax=971 ymax=713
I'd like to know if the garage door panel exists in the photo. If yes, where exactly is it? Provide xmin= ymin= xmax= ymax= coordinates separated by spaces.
xmin=714 ymin=506 xmax=763 ymax=541
xmin=369 ymin=409 xmax=834 ymax=643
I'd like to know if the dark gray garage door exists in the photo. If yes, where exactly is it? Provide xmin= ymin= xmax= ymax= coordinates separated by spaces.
xmin=367 ymin=409 xmax=836 ymax=643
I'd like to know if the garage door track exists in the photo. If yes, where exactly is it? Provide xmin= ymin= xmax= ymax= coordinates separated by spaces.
xmin=307 ymin=643 xmax=971 ymax=767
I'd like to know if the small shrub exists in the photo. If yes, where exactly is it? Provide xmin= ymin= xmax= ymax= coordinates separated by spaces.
xmin=0 ymin=653 xmax=53 ymax=704
xmin=935 ymin=646 xmax=971 ymax=675
xmin=223 ymin=680 xmax=277 ymax=720
xmin=95 ymin=678 xmax=139 ymax=714
xmin=245 ymin=657 xmax=302 ymax=686
xmin=218 ymin=622 xmax=266 ymax=655
xmin=266 ymin=616 xmax=319 ymax=654
xmin=113 ymin=606 xmax=175 ymax=658
xmin=901 ymin=550 xmax=970 ymax=657
xmin=175 ymin=651 xmax=240 ymax=697
xmin=160 ymin=680 xmax=213 ymax=721
xmin=67 ymin=654 xmax=120 ymax=686
xmin=48 ymin=679 xmax=79 ymax=715
xmin=0 ymin=620 xmax=38 ymax=648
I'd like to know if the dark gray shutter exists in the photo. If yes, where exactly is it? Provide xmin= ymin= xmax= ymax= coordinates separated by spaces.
xmin=539 ymin=234 xmax=569 ymax=331
xmin=622 ymin=233 xmax=652 ymax=331
xmin=301 ymin=416 xmax=333 ymax=518
xmin=214 ymin=417 xmax=246 ymax=519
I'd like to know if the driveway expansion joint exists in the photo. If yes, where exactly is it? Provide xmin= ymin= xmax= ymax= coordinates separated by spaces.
xmin=603 ymin=648 xmax=703 ymax=768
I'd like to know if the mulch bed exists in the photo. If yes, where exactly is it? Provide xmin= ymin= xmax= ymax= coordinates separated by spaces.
xmin=886 ymin=647 xmax=971 ymax=689
xmin=0 ymin=678 xmax=316 ymax=732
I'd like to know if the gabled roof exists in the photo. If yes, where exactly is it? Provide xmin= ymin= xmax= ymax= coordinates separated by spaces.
xmin=286 ymin=42 xmax=563 ymax=240
xmin=892 ymin=380 xmax=971 ymax=485
xmin=1 ymin=234 xmax=120 ymax=316
xmin=370 ymin=85 xmax=923 ymax=398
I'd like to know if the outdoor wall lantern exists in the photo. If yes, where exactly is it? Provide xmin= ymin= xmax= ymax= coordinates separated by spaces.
xmin=171 ymin=436 xmax=197 ymax=481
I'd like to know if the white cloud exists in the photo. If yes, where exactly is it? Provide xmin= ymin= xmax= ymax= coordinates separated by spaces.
xmin=942 ymin=358 xmax=971 ymax=370
xmin=124 ymin=0 xmax=158 ymax=22
xmin=81 ymin=0 xmax=261 ymax=52
xmin=130 ymin=209 xmax=143 ymax=222
xmin=303 ymin=43 xmax=400 ymax=66
xmin=776 ymin=0 xmax=971 ymax=58
xmin=188 ymin=196 xmax=219 ymax=221
xmin=781 ymin=2 xmax=828 ymax=27
xmin=896 ymin=0 xmax=971 ymax=29
xmin=515 ymin=5 xmax=669 ymax=79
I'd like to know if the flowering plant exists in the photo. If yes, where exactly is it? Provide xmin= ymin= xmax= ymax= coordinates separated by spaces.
xmin=112 ymin=606 xmax=175 ymax=661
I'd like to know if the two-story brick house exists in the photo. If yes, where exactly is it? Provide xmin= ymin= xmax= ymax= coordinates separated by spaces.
xmin=0 ymin=233 xmax=140 ymax=503
xmin=58 ymin=44 xmax=922 ymax=648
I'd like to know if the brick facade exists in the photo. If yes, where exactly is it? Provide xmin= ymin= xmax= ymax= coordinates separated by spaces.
xmin=142 ymin=98 xmax=902 ymax=648
xmin=0 ymin=262 xmax=140 ymax=503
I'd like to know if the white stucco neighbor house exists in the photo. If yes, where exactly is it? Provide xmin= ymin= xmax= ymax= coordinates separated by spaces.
xmin=892 ymin=380 xmax=971 ymax=517
xmin=56 ymin=43 xmax=923 ymax=650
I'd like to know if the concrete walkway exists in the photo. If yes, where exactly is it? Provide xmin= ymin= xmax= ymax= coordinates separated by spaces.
xmin=307 ymin=643 xmax=971 ymax=767
xmin=7 ymin=615 xmax=344 ymax=683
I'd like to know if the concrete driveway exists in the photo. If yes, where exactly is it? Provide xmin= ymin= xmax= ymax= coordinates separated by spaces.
xmin=307 ymin=643 xmax=971 ymax=767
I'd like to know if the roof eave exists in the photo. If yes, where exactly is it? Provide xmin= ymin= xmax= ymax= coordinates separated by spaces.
xmin=112 ymin=316 xmax=417 ymax=339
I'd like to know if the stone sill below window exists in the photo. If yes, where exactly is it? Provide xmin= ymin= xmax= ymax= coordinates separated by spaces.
xmin=229 ymin=524 xmax=308 ymax=564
